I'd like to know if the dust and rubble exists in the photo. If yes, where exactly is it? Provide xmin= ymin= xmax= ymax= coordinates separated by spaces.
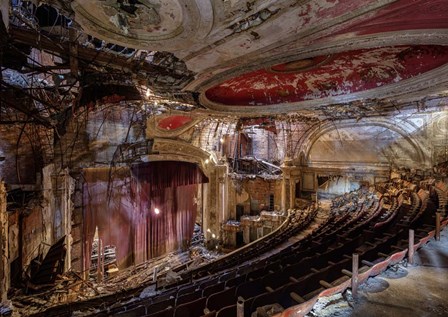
xmin=8 ymin=244 xmax=221 ymax=316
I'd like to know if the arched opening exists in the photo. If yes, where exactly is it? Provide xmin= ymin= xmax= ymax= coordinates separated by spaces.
xmin=304 ymin=123 xmax=424 ymax=199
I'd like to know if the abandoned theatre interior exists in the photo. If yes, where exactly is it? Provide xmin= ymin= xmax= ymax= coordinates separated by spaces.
xmin=1 ymin=0 xmax=448 ymax=316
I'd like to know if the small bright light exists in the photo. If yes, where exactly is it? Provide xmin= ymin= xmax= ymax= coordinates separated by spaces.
xmin=207 ymin=228 xmax=211 ymax=233
xmin=219 ymin=138 xmax=224 ymax=143
xmin=146 ymin=88 xmax=151 ymax=97
xmin=205 ymin=159 xmax=209 ymax=164
xmin=154 ymin=208 xmax=160 ymax=215
xmin=212 ymin=233 xmax=216 ymax=238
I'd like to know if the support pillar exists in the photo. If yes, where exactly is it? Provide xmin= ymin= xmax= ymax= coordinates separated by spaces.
xmin=408 ymin=229 xmax=414 ymax=265
xmin=60 ymin=169 xmax=75 ymax=272
xmin=0 ymin=182 xmax=9 ymax=302
xmin=436 ymin=212 xmax=441 ymax=241
xmin=281 ymin=160 xmax=293 ymax=211
xmin=237 ymin=297 xmax=244 ymax=317
xmin=281 ymin=175 xmax=287 ymax=211
xmin=216 ymin=165 xmax=228 ymax=239
xmin=289 ymin=176 xmax=295 ymax=209
xmin=352 ymin=253 xmax=359 ymax=298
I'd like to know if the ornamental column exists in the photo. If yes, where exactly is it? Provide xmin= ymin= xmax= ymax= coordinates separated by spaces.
xmin=281 ymin=159 xmax=293 ymax=211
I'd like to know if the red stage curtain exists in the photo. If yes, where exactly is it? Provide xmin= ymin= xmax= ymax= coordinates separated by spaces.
xmin=83 ymin=162 xmax=208 ymax=271
xmin=131 ymin=161 xmax=208 ymax=262
xmin=83 ymin=168 xmax=133 ymax=271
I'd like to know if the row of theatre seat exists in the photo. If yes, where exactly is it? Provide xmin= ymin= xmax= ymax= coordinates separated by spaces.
xmin=34 ymin=178 xmax=447 ymax=317
xmin=104 ymin=207 xmax=320 ymax=317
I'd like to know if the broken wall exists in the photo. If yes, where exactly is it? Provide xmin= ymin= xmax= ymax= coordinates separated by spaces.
xmin=187 ymin=116 xmax=315 ymax=164
xmin=0 ymin=125 xmax=47 ymax=184
xmin=55 ymin=103 xmax=145 ymax=169
xmin=317 ymin=176 xmax=361 ymax=199
xmin=3 ymin=165 xmax=75 ymax=285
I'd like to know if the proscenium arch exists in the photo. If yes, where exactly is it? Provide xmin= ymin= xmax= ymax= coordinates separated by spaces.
xmin=143 ymin=138 xmax=216 ymax=178
xmin=300 ymin=119 xmax=426 ymax=167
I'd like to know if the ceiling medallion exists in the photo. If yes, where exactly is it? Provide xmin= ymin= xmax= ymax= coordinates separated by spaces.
xmin=71 ymin=0 xmax=213 ymax=50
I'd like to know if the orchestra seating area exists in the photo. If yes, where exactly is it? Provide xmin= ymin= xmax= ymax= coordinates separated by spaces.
xmin=33 ymin=177 xmax=447 ymax=317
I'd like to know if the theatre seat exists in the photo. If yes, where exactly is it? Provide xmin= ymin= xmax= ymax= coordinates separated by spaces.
xmin=144 ymin=307 xmax=174 ymax=317
xmin=174 ymin=297 xmax=206 ymax=317
xmin=216 ymin=305 xmax=236 ymax=317
xmin=206 ymin=287 xmax=237 ymax=312
xmin=114 ymin=305 xmax=146 ymax=317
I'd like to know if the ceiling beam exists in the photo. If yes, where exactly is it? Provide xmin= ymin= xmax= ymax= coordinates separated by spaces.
xmin=8 ymin=25 xmax=188 ymax=79
xmin=0 ymin=83 xmax=54 ymax=127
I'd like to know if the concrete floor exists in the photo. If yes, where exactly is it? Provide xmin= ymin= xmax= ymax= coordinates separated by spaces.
xmin=308 ymin=227 xmax=448 ymax=317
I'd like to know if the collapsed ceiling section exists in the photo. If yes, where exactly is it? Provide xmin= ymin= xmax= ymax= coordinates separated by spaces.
xmin=0 ymin=1 xmax=198 ymax=129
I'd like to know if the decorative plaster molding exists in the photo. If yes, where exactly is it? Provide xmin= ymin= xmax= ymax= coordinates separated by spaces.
xmin=148 ymin=138 xmax=215 ymax=176
xmin=146 ymin=113 xmax=203 ymax=138
xmin=71 ymin=0 xmax=214 ymax=50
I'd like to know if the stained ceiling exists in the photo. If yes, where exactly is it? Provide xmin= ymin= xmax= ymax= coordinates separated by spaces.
xmin=1 ymin=0 xmax=448 ymax=124
xmin=204 ymin=45 xmax=448 ymax=107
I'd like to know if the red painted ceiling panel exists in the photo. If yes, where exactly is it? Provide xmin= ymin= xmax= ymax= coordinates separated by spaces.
xmin=336 ymin=0 xmax=448 ymax=36
xmin=158 ymin=115 xmax=193 ymax=130
xmin=205 ymin=45 xmax=448 ymax=106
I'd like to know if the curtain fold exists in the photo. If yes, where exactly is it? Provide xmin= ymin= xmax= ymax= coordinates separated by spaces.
xmin=131 ymin=161 xmax=207 ymax=262
xmin=83 ymin=168 xmax=133 ymax=271
xmin=83 ymin=162 xmax=208 ymax=271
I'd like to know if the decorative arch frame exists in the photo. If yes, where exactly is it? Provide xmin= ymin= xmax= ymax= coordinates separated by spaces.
xmin=142 ymin=138 xmax=216 ymax=177
xmin=298 ymin=118 xmax=428 ymax=167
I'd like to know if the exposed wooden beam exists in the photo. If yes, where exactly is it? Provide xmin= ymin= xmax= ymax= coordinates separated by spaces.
xmin=9 ymin=25 xmax=187 ymax=79
xmin=0 ymin=85 xmax=54 ymax=127
xmin=69 ymin=28 xmax=79 ymax=78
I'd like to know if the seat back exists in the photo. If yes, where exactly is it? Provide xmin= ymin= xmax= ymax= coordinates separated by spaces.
xmin=174 ymin=297 xmax=206 ymax=317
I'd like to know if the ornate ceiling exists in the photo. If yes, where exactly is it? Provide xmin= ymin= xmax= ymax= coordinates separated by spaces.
xmin=203 ymin=45 xmax=448 ymax=107
xmin=2 ymin=0 xmax=448 ymax=120
xmin=69 ymin=0 xmax=448 ymax=115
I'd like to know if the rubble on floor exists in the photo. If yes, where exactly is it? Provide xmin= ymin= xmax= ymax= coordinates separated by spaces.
xmin=9 ymin=244 xmax=222 ymax=316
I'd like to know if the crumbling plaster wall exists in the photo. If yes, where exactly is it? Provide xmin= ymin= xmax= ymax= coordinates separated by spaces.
xmin=52 ymin=103 xmax=146 ymax=271
xmin=317 ymin=176 xmax=361 ymax=199
xmin=2 ymin=165 xmax=75 ymax=282
xmin=0 ymin=125 xmax=41 ymax=185
xmin=186 ymin=116 xmax=314 ymax=163
xmin=296 ymin=109 xmax=448 ymax=198
xmin=306 ymin=111 xmax=448 ymax=170
xmin=56 ymin=104 xmax=145 ymax=169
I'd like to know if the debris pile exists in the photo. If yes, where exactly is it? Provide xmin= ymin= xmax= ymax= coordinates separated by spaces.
xmin=10 ymin=239 xmax=224 ymax=316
